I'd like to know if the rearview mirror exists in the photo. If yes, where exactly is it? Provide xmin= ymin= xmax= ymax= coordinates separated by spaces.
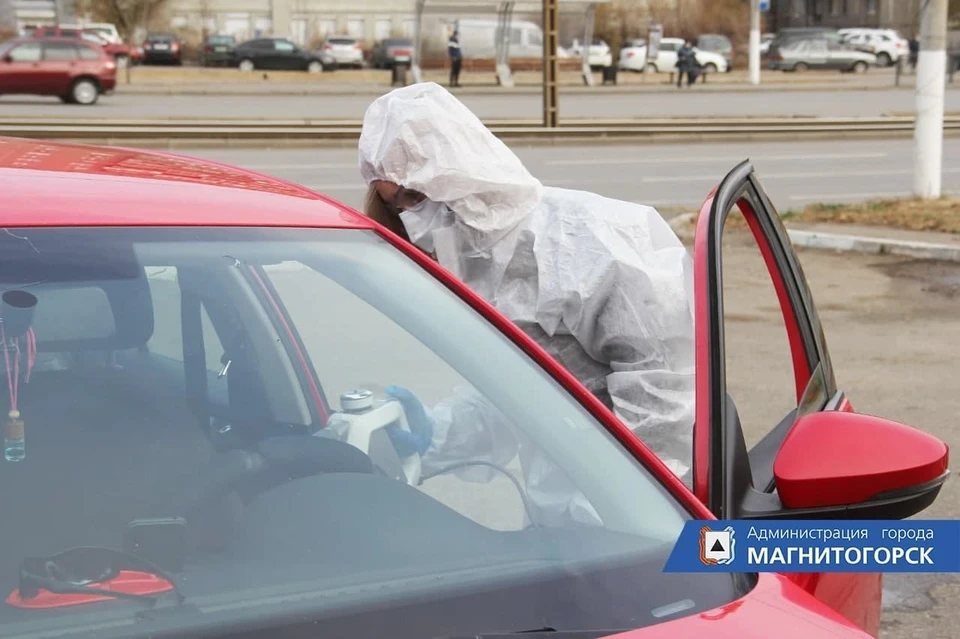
xmin=773 ymin=411 xmax=949 ymax=519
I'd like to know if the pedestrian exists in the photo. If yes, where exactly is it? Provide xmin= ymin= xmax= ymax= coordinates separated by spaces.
xmin=676 ymin=39 xmax=697 ymax=87
xmin=358 ymin=82 xmax=695 ymax=526
xmin=448 ymin=29 xmax=462 ymax=88
xmin=908 ymin=37 xmax=919 ymax=73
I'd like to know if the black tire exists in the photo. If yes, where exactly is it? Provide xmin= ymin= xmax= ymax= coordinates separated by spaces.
xmin=853 ymin=61 xmax=868 ymax=73
xmin=703 ymin=63 xmax=718 ymax=73
xmin=645 ymin=62 xmax=658 ymax=73
xmin=877 ymin=52 xmax=892 ymax=67
xmin=307 ymin=60 xmax=323 ymax=73
xmin=238 ymin=58 xmax=256 ymax=72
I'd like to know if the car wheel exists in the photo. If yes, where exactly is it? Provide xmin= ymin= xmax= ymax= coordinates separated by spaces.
xmin=238 ymin=58 xmax=255 ymax=72
xmin=703 ymin=63 xmax=718 ymax=73
xmin=70 ymin=78 xmax=99 ymax=105
xmin=877 ymin=52 xmax=892 ymax=67
xmin=307 ymin=60 xmax=323 ymax=73
xmin=853 ymin=61 xmax=868 ymax=73
xmin=794 ymin=62 xmax=809 ymax=72
xmin=645 ymin=62 xmax=658 ymax=73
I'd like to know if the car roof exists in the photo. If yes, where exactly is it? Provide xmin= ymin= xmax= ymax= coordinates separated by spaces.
xmin=0 ymin=138 xmax=373 ymax=230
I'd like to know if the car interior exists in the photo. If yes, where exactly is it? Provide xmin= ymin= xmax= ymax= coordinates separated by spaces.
xmin=0 ymin=227 xmax=748 ymax=638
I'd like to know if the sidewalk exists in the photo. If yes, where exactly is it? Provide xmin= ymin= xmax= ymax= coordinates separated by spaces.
xmin=114 ymin=66 xmax=929 ymax=97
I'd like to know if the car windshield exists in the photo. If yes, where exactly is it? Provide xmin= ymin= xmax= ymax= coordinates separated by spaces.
xmin=0 ymin=227 xmax=746 ymax=638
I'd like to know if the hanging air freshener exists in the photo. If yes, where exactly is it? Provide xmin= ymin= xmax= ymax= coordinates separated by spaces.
xmin=1 ymin=290 xmax=38 ymax=463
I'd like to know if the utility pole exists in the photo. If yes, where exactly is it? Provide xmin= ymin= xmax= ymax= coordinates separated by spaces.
xmin=914 ymin=0 xmax=948 ymax=199
xmin=749 ymin=0 xmax=761 ymax=85
xmin=543 ymin=0 xmax=559 ymax=127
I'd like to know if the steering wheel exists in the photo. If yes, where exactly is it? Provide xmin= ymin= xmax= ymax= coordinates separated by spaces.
xmin=165 ymin=435 xmax=377 ymax=524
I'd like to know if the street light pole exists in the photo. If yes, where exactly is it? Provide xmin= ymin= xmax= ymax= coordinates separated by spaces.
xmin=749 ymin=0 xmax=761 ymax=85
xmin=914 ymin=0 xmax=948 ymax=199
xmin=543 ymin=0 xmax=559 ymax=127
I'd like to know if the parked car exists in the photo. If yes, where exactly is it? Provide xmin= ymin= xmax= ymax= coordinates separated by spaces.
xmin=230 ymin=37 xmax=336 ymax=72
xmin=759 ymin=33 xmax=776 ymax=55
xmin=321 ymin=36 xmax=365 ymax=68
xmin=619 ymin=37 xmax=728 ymax=74
xmin=370 ymin=37 xmax=413 ymax=69
xmin=32 ymin=24 xmax=132 ymax=68
xmin=769 ymin=35 xmax=877 ymax=72
xmin=141 ymin=32 xmax=182 ymax=65
xmin=201 ymin=34 xmax=237 ymax=67
xmin=695 ymin=33 xmax=733 ymax=71
xmin=0 ymin=37 xmax=116 ymax=104
xmin=0 ymin=135 xmax=947 ymax=639
xmin=838 ymin=28 xmax=909 ymax=67
xmin=565 ymin=37 xmax=614 ymax=69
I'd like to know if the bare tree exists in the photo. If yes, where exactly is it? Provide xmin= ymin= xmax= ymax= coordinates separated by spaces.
xmin=75 ymin=0 xmax=169 ymax=40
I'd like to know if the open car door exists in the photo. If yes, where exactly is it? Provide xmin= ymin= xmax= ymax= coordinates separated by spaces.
xmin=691 ymin=161 xmax=950 ymax=637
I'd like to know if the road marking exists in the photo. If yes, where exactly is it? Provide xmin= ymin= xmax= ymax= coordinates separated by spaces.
xmin=543 ymin=152 xmax=890 ymax=167
xmin=641 ymin=167 xmax=960 ymax=183
xmin=788 ymin=190 xmax=959 ymax=202
xmin=239 ymin=162 xmax=359 ymax=171
xmin=303 ymin=183 xmax=367 ymax=191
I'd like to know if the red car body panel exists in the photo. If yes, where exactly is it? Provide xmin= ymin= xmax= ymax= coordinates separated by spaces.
xmin=0 ymin=137 xmax=883 ymax=638
xmin=691 ymin=182 xmax=882 ymax=638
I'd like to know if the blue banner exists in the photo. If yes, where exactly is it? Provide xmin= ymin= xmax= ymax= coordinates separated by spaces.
xmin=663 ymin=520 xmax=960 ymax=573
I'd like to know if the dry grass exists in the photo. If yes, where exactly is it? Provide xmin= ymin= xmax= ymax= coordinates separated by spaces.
xmin=784 ymin=197 xmax=960 ymax=234
xmin=669 ymin=197 xmax=960 ymax=237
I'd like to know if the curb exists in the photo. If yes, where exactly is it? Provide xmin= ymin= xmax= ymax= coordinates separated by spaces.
xmin=668 ymin=214 xmax=960 ymax=262
xmin=786 ymin=230 xmax=960 ymax=262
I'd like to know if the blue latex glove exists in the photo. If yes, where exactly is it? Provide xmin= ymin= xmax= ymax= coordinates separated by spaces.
xmin=384 ymin=385 xmax=435 ymax=458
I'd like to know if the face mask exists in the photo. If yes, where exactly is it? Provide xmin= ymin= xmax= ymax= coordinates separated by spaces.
xmin=399 ymin=200 xmax=453 ymax=255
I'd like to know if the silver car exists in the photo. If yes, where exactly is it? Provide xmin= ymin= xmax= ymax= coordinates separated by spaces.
xmin=769 ymin=36 xmax=877 ymax=73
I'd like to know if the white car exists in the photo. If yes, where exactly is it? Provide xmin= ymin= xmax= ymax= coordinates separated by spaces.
xmin=565 ymin=38 xmax=614 ymax=69
xmin=322 ymin=36 xmax=364 ymax=68
xmin=837 ymin=28 xmax=908 ymax=67
xmin=619 ymin=37 xmax=728 ymax=73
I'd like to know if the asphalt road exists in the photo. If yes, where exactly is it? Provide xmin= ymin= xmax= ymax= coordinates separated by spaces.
xmin=181 ymin=137 xmax=960 ymax=213
xmin=1 ymin=86 xmax=959 ymax=119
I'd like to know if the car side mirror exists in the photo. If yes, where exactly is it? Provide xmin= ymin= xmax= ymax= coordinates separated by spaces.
xmin=2 ymin=54 xmax=12 ymax=63
xmin=773 ymin=411 xmax=949 ymax=519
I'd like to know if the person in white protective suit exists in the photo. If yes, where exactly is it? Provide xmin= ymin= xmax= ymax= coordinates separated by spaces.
xmin=358 ymin=82 xmax=696 ymax=527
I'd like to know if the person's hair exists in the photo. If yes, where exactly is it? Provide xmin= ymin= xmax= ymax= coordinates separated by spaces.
xmin=364 ymin=183 xmax=411 ymax=242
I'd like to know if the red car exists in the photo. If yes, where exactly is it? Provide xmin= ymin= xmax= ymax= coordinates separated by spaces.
xmin=0 ymin=137 xmax=948 ymax=639
xmin=0 ymin=37 xmax=116 ymax=104
xmin=31 ymin=25 xmax=133 ymax=67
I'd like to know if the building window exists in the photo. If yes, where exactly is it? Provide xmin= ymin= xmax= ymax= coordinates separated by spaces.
xmin=866 ymin=0 xmax=877 ymax=14
xmin=346 ymin=18 xmax=365 ymax=39
xmin=375 ymin=19 xmax=391 ymax=41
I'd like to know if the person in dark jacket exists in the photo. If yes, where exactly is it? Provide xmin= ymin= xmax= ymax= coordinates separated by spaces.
xmin=675 ymin=40 xmax=698 ymax=87
xmin=448 ymin=30 xmax=463 ymax=88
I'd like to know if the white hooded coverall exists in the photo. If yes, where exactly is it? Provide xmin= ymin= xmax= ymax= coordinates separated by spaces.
xmin=358 ymin=82 xmax=696 ymax=526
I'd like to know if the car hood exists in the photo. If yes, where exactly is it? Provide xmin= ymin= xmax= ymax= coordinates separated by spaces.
xmin=607 ymin=573 xmax=872 ymax=638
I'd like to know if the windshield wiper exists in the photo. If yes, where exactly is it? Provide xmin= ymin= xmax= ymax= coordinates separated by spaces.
xmin=12 ymin=546 xmax=186 ymax=608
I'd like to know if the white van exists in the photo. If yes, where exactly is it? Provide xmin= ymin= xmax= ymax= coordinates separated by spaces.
xmin=453 ymin=18 xmax=544 ymax=59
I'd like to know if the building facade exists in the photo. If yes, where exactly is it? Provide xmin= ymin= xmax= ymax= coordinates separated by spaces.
xmin=4 ymin=0 xmax=76 ymax=31
xmin=166 ymin=0 xmax=455 ymax=48
xmin=771 ymin=0 xmax=923 ymax=36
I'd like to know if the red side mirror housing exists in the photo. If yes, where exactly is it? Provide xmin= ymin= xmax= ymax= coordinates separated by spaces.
xmin=774 ymin=411 xmax=949 ymax=511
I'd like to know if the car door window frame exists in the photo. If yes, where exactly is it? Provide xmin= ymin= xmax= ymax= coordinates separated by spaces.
xmin=693 ymin=160 xmax=838 ymax=519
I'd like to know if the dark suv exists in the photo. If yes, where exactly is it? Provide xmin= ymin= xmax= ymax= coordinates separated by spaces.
xmin=141 ymin=32 xmax=182 ymax=65
xmin=0 ymin=36 xmax=117 ymax=104
xmin=230 ymin=38 xmax=336 ymax=72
